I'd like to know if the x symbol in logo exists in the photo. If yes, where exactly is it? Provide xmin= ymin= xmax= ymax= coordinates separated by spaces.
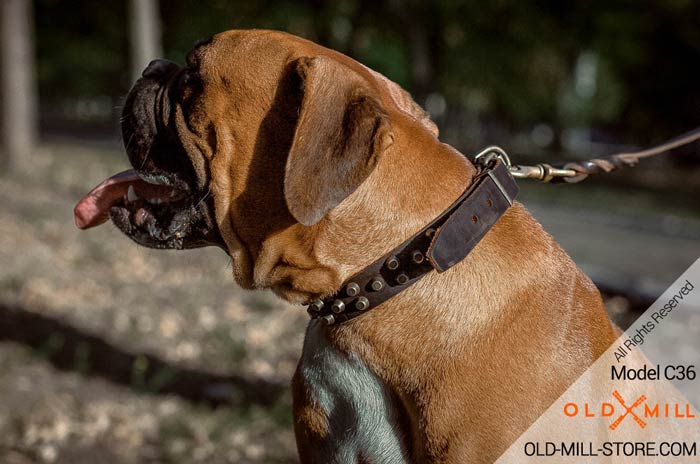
xmin=609 ymin=390 xmax=647 ymax=430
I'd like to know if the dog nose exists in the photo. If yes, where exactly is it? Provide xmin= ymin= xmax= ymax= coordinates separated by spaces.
xmin=142 ymin=59 xmax=180 ymax=80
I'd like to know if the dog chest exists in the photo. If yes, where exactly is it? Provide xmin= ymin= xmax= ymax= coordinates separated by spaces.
xmin=296 ymin=320 xmax=411 ymax=463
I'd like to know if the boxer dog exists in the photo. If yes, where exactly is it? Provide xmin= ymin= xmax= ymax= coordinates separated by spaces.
xmin=75 ymin=30 xmax=618 ymax=463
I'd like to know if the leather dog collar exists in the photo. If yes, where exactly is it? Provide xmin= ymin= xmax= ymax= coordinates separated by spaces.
xmin=307 ymin=153 xmax=519 ymax=325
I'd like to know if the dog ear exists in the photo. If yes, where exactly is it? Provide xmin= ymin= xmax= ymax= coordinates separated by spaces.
xmin=363 ymin=66 xmax=439 ymax=137
xmin=284 ymin=56 xmax=392 ymax=226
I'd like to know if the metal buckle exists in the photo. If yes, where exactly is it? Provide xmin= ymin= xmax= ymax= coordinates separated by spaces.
xmin=474 ymin=146 xmax=512 ymax=168
xmin=474 ymin=146 xmax=514 ymax=205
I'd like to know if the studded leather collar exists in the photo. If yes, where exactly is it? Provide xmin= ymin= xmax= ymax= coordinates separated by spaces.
xmin=306 ymin=156 xmax=519 ymax=325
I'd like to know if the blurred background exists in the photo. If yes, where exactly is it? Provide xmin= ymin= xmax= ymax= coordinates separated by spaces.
xmin=1 ymin=1 xmax=699 ymax=463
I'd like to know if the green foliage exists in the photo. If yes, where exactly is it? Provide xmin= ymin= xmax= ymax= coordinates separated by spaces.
xmin=33 ymin=0 xmax=700 ymax=140
xmin=35 ymin=0 xmax=128 ymax=100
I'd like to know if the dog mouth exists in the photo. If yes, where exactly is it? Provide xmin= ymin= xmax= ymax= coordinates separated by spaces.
xmin=74 ymin=168 xmax=221 ymax=250
xmin=74 ymin=59 xmax=224 ymax=250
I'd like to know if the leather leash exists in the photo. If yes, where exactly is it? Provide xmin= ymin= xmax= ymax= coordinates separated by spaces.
xmin=509 ymin=126 xmax=700 ymax=183
xmin=307 ymin=153 xmax=518 ymax=325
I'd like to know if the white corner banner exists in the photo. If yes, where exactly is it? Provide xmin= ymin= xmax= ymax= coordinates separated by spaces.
xmin=497 ymin=257 xmax=700 ymax=463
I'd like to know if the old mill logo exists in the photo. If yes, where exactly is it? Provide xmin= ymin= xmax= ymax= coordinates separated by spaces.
xmin=564 ymin=391 xmax=696 ymax=430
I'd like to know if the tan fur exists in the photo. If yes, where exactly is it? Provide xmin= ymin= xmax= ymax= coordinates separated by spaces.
xmin=168 ymin=30 xmax=618 ymax=462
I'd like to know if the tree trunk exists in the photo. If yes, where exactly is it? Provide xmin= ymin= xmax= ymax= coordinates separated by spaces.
xmin=1 ymin=0 xmax=37 ymax=173
xmin=129 ymin=0 xmax=162 ymax=83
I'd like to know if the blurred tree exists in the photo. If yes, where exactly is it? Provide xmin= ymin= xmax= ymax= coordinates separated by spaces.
xmin=31 ymin=0 xmax=700 ymax=150
xmin=1 ymin=0 xmax=37 ymax=171
xmin=129 ymin=0 xmax=162 ymax=82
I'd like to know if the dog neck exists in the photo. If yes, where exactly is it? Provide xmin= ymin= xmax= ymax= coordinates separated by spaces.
xmin=322 ymin=121 xmax=605 ymax=385
xmin=319 ymin=118 xmax=478 ymax=275
xmin=308 ymin=138 xmax=520 ymax=324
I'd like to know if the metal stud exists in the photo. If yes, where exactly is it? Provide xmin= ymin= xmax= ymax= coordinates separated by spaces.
xmin=355 ymin=296 xmax=370 ymax=311
xmin=322 ymin=314 xmax=336 ymax=325
xmin=411 ymin=250 xmax=424 ymax=264
xmin=331 ymin=300 xmax=346 ymax=313
xmin=396 ymin=273 xmax=409 ymax=285
xmin=346 ymin=282 xmax=360 ymax=297
xmin=425 ymin=228 xmax=436 ymax=238
xmin=370 ymin=278 xmax=384 ymax=291
xmin=385 ymin=256 xmax=400 ymax=270
xmin=309 ymin=299 xmax=324 ymax=312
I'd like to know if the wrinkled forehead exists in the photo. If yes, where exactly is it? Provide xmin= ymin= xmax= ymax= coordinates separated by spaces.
xmin=186 ymin=31 xmax=307 ymax=77
xmin=183 ymin=30 xmax=437 ymax=135
xmin=187 ymin=30 xmax=374 ymax=87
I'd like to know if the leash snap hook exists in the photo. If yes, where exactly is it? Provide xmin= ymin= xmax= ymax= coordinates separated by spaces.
xmin=508 ymin=163 xmax=579 ymax=182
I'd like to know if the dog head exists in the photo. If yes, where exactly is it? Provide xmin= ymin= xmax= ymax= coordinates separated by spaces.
xmin=75 ymin=30 xmax=458 ymax=302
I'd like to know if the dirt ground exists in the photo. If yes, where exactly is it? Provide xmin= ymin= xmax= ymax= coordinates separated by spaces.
xmin=1 ymin=139 xmax=698 ymax=463
xmin=1 ymin=141 xmax=305 ymax=463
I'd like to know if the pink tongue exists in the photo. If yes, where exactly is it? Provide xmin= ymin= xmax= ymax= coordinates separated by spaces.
xmin=74 ymin=169 xmax=178 ymax=230
xmin=74 ymin=170 xmax=141 ymax=229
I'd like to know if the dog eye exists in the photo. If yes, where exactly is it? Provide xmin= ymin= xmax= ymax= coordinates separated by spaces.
xmin=177 ymin=71 xmax=202 ymax=99
xmin=181 ymin=70 xmax=194 ymax=85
